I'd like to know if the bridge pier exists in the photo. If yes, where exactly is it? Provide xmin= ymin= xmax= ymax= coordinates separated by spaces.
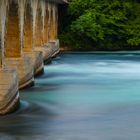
xmin=24 ymin=0 xmax=44 ymax=76
xmin=48 ymin=2 xmax=60 ymax=58
xmin=0 ymin=0 xmax=66 ymax=115
xmin=41 ymin=1 xmax=53 ymax=63
xmin=33 ymin=0 xmax=51 ymax=62
xmin=44 ymin=2 xmax=49 ymax=45
xmin=0 ymin=0 xmax=19 ymax=115
xmin=5 ymin=0 xmax=34 ymax=89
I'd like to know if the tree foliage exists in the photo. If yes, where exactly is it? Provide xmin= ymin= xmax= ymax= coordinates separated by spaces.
xmin=60 ymin=0 xmax=140 ymax=50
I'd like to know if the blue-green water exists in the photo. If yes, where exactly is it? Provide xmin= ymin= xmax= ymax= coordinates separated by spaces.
xmin=1 ymin=52 xmax=140 ymax=140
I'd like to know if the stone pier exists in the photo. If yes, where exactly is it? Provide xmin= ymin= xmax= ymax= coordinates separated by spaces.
xmin=0 ymin=69 xmax=19 ymax=115
xmin=34 ymin=0 xmax=52 ymax=62
xmin=5 ymin=0 xmax=34 ymax=89
xmin=24 ymin=0 xmax=44 ymax=76
xmin=48 ymin=2 xmax=60 ymax=57
xmin=0 ymin=0 xmax=19 ymax=115
xmin=44 ymin=2 xmax=49 ymax=45
xmin=0 ymin=0 xmax=67 ymax=115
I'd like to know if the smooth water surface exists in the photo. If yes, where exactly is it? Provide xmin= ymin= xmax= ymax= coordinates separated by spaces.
xmin=1 ymin=52 xmax=140 ymax=140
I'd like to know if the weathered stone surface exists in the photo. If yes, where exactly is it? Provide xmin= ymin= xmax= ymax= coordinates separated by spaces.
xmin=35 ymin=5 xmax=43 ymax=48
xmin=24 ymin=0 xmax=33 ymax=53
xmin=0 ymin=49 xmax=2 ymax=68
xmin=5 ymin=55 xmax=34 ymax=89
xmin=44 ymin=6 xmax=49 ymax=45
xmin=24 ymin=51 xmax=44 ymax=76
xmin=0 ymin=69 xmax=19 ymax=115
xmin=48 ymin=39 xmax=60 ymax=57
xmin=5 ymin=1 xmax=21 ymax=58
xmin=35 ymin=40 xmax=60 ymax=62
xmin=48 ymin=3 xmax=58 ymax=42
xmin=35 ymin=46 xmax=52 ymax=61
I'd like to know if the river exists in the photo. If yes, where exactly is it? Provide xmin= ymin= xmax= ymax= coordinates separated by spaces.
xmin=1 ymin=52 xmax=140 ymax=140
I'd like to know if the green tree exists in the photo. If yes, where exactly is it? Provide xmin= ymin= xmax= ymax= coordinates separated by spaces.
xmin=60 ymin=0 xmax=140 ymax=50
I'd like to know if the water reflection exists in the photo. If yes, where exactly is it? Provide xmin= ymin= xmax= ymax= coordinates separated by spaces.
xmin=1 ymin=52 xmax=140 ymax=140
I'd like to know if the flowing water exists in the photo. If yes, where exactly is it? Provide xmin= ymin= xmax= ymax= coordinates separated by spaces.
xmin=1 ymin=52 xmax=140 ymax=140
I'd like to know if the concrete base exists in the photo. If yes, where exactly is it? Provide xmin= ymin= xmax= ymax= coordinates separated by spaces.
xmin=35 ymin=46 xmax=52 ymax=62
xmin=5 ymin=55 xmax=34 ymax=89
xmin=48 ymin=39 xmax=60 ymax=58
xmin=0 ymin=69 xmax=19 ymax=115
xmin=34 ymin=40 xmax=60 ymax=64
xmin=24 ymin=51 xmax=44 ymax=76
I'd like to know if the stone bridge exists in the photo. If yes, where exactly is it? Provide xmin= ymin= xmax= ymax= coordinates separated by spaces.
xmin=0 ymin=0 xmax=67 ymax=115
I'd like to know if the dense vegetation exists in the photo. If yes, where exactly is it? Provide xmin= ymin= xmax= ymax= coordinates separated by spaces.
xmin=60 ymin=0 xmax=140 ymax=50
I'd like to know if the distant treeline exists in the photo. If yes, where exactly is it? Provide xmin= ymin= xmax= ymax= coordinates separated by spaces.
xmin=59 ymin=0 xmax=140 ymax=51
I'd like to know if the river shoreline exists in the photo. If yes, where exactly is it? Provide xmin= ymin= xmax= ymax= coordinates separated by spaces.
xmin=60 ymin=46 xmax=140 ymax=52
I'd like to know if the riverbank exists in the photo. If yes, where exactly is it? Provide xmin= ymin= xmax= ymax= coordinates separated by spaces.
xmin=60 ymin=49 xmax=140 ymax=55
xmin=60 ymin=46 xmax=140 ymax=52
